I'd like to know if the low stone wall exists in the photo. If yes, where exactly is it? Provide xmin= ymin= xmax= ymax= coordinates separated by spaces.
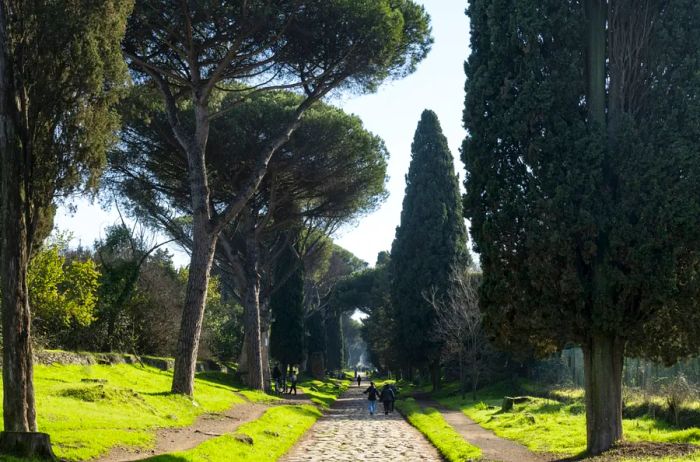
xmin=33 ymin=350 xmax=228 ymax=373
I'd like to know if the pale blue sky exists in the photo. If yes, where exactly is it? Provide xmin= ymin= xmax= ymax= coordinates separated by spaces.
xmin=55 ymin=1 xmax=472 ymax=268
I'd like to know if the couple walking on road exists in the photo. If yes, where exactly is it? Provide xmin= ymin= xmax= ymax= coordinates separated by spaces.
xmin=363 ymin=381 xmax=397 ymax=415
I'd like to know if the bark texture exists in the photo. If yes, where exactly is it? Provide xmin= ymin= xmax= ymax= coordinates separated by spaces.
xmin=583 ymin=334 xmax=624 ymax=455
xmin=171 ymin=223 xmax=217 ymax=395
xmin=0 ymin=1 xmax=38 ymax=434
xmin=242 ymin=233 xmax=264 ymax=390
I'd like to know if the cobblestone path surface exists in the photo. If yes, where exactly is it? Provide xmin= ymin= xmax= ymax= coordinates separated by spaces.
xmin=281 ymin=385 xmax=442 ymax=462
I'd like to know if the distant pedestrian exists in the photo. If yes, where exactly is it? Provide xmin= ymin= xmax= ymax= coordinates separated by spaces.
xmin=363 ymin=382 xmax=380 ymax=415
xmin=272 ymin=365 xmax=282 ymax=394
xmin=380 ymin=383 xmax=395 ymax=415
xmin=388 ymin=382 xmax=398 ymax=412
xmin=289 ymin=370 xmax=298 ymax=395
xmin=357 ymin=373 xmax=362 ymax=387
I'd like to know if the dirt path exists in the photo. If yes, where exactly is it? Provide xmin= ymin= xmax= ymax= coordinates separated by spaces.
xmin=415 ymin=398 xmax=553 ymax=462
xmin=94 ymin=400 xmax=268 ymax=462
xmin=280 ymin=386 xmax=442 ymax=462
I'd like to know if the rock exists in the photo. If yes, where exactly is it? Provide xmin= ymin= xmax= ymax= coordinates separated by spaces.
xmin=501 ymin=396 xmax=530 ymax=412
xmin=234 ymin=433 xmax=254 ymax=445
xmin=80 ymin=378 xmax=108 ymax=384
xmin=263 ymin=430 xmax=280 ymax=437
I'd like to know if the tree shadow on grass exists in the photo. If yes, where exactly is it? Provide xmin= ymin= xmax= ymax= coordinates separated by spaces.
xmin=142 ymin=455 xmax=189 ymax=462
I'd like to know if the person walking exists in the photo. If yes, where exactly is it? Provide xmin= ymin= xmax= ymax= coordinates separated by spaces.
xmin=380 ymin=383 xmax=395 ymax=415
xmin=363 ymin=381 xmax=380 ymax=415
xmin=289 ymin=370 xmax=298 ymax=395
xmin=272 ymin=365 xmax=282 ymax=394
xmin=388 ymin=382 xmax=398 ymax=413
xmin=357 ymin=373 xmax=362 ymax=388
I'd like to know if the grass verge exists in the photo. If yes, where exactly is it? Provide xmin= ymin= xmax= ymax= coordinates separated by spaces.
xmin=1 ymin=363 xmax=248 ymax=461
xmin=142 ymin=405 xmax=322 ymax=462
xmin=396 ymin=397 xmax=482 ymax=461
xmin=437 ymin=383 xmax=700 ymax=457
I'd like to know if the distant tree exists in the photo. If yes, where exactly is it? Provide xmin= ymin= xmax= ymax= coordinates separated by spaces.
xmin=463 ymin=0 xmax=700 ymax=453
xmin=269 ymin=231 xmax=305 ymax=380
xmin=28 ymin=239 xmax=100 ymax=344
xmin=332 ymin=252 xmax=394 ymax=372
xmin=0 ymin=0 xmax=130 ymax=448
xmin=124 ymin=0 xmax=431 ymax=395
xmin=425 ymin=267 xmax=487 ymax=400
xmin=390 ymin=110 xmax=469 ymax=390
xmin=325 ymin=306 xmax=344 ymax=371
xmin=92 ymin=221 xmax=174 ymax=352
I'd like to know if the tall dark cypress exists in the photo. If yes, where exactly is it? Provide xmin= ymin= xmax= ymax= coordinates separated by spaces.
xmin=390 ymin=110 xmax=469 ymax=388
xmin=269 ymin=237 xmax=305 ymax=373
xmin=463 ymin=0 xmax=700 ymax=453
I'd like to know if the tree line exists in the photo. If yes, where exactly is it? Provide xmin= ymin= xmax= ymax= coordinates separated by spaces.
xmin=0 ymin=0 xmax=432 ymax=457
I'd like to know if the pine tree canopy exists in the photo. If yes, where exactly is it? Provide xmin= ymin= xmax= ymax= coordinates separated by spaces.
xmin=391 ymin=109 xmax=469 ymax=369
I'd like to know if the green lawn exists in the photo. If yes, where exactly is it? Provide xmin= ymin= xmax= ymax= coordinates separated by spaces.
xmin=143 ymin=405 xmax=321 ymax=462
xmin=0 ymin=363 xmax=249 ymax=460
xmin=437 ymin=383 xmax=700 ymax=457
xmin=396 ymin=397 xmax=482 ymax=462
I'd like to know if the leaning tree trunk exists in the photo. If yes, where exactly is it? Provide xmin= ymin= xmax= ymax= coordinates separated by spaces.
xmin=242 ymin=233 xmax=264 ymax=391
xmin=171 ymin=216 xmax=217 ymax=395
xmin=171 ymin=99 xmax=218 ymax=396
xmin=583 ymin=333 xmax=625 ymax=454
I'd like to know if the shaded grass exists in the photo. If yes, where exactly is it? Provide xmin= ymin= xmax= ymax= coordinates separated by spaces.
xmin=0 ymin=363 xmax=247 ymax=461
xmin=396 ymin=397 xmax=482 ymax=461
xmin=142 ymin=405 xmax=322 ymax=462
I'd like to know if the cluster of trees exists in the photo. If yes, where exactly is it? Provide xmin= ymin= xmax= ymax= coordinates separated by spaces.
xmin=26 ymin=226 xmax=242 ymax=360
xmin=0 ymin=0 xmax=432 ymax=456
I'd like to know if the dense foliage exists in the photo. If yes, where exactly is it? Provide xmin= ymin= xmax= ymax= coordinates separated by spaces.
xmin=390 ymin=110 xmax=469 ymax=383
xmin=463 ymin=0 xmax=700 ymax=452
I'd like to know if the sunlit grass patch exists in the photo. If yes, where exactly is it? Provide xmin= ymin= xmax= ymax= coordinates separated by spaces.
xmin=1 ymin=363 xmax=246 ymax=461
xmin=298 ymin=377 xmax=348 ymax=408
xmin=143 ymin=405 xmax=322 ymax=462
xmin=396 ymin=397 xmax=482 ymax=461
xmin=438 ymin=383 xmax=700 ymax=457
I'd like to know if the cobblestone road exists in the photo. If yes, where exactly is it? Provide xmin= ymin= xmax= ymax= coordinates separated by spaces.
xmin=281 ymin=385 xmax=442 ymax=462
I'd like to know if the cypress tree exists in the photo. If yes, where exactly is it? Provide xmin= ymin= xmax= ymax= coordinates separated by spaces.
xmin=269 ymin=235 xmax=305 ymax=374
xmin=390 ymin=110 xmax=469 ymax=388
xmin=463 ymin=0 xmax=700 ymax=453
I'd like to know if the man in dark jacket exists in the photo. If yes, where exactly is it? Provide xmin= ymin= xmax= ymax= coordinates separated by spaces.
xmin=380 ymin=383 xmax=395 ymax=415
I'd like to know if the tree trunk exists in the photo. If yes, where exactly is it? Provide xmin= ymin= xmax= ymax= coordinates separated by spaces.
xmin=458 ymin=350 xmax=466 ymax=400
xmin=583 ymin=333 xmax=625 ymax=455
xmin=0 ymin=0 xmax=37 ymax=434
xmin=170 ymin=96 xmax=217 ymax=395
xmin=430 ymin=360 xmax=440 ymax=392
xmin=243 ymin=233 xmax=264 ymax=390
xmin=171 ymin=221 xmax=217 ymax=395
xmin=586 ymin=0 xmax=606 ymax=128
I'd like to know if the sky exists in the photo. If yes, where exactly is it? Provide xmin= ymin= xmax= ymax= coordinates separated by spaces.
xmin=54 ymin=1 xmax=472 ymax=268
